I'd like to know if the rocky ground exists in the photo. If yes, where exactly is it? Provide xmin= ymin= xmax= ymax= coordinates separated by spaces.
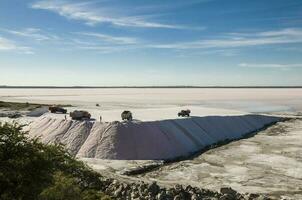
xmin=99 ymin=177 xmax=270 ymax=200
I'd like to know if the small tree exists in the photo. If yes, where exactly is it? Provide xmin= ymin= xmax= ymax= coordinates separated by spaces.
xmin=0 ymin=123 xmax=111 ymax=200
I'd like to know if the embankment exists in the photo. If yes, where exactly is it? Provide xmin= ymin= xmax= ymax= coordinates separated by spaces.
xmin=28 ymin=114 xmax=281 ymax=160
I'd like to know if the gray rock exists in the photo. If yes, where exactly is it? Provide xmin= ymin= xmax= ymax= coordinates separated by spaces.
xmin=148 ymin=181 xmax=160 ymax=196
xmin=174 ymin=184 xmax=183 ymax=192
xmin=220 ymin=187 xmax=237 ymax=197
xmin=173 ymin=195 xmax=181 ymax=200
xmin=131 ymin=191 xmax=140 ymax=199
xmin=219 ymin=194 xmax=234 ymax=200
xmin=156 ymin=190 xmax=167 ymax=200
xmin=113 ymin=185 xmax=123 ymax=197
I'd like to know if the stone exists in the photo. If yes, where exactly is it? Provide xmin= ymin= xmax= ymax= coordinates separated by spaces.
xmin=173 ymin=195 xmax=181 ymax=200
xmin=148 ymin=181 xmax=160 ymax=196
xmin=220 ymin=187 xmax=237 ymax=197
xmin=157 ymin=191 xmax=167 ymax=200
xmin=174 ymin=184 xmax=183 ymax=192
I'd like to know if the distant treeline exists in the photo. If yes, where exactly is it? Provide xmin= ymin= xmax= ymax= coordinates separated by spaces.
xmin=0 ymin=86 xmax=302 ymax=89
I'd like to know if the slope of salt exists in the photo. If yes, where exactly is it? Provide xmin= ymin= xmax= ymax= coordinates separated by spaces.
xmin=60 ymin=121 xmax=93 ymax=155
xmin=28 ymin=112 xmax=281 ymax=160
xmin=160 ymin=120 xmax=199 ymax=154
xmin=174 ymin=119 xmax=209 ymax=147
xmin=77 ymin=122 xmax=108 ymax=158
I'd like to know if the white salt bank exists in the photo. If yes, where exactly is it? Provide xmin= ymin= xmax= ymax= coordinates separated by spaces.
xmin=28 ymin=107 xmax=281 ymax=160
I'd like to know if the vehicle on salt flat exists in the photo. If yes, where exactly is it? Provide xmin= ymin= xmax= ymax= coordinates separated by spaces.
xmin=121 ymin=110 xmax=133 ymax=121
xmin=70 ymin=110 xmax=91 ymax=120
xmin=178 ymin=109 xmax=191 ymax=117
xmin=49 ymin=106 xmax=67 ymax=114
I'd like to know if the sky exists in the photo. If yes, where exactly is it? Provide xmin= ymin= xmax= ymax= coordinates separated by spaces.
xmin=0 ymin=0 xmax=302 ymax=86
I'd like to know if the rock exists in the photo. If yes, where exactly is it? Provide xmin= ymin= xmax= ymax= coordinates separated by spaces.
xmin=191 ymin=194 xmax=199 ymax=200
xmin=247 ymin=193 xmax=260 ymax=199
xmin=173 ymin=195 xmax=181 ymax=200
xmin=219 ymin=194 xmax=234 ymax=200
xmin=185 ymin=185 xmax=193 ymax=192
xmin=179 ymin=191 xmax=191 ymax=200
xmin=220 ymin=187 xmax=237 ymax=197
xmin=156 ymin=191 xmax=167 ymax=200
xmin=131 ymin=191 xmax=140 ymax=199
xmin=148 ymin=181 xmax=160 ymax=196
xmin=254 ymin=195 xmax=271 ymax=200
xmin=246 ymin=193 xmax=271 ymax=200
xmin=79 ymin=173 xmax=273 ymax=200
xmin=112 ymin=179 xmax=118 ymax=185
xmin=113 ymin=185 xmax=123 ymax=197
xmin=174 ymin=184 xmax=183 ymax=192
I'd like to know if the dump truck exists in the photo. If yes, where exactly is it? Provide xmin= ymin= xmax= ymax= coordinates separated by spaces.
xmin=178 ymin=109 xmax=191 ymax=117
xmin=70 ymin=110 xmax=91 ymax=120
xmin=121 ymin=110 xmax=133 ymax=121
xmin=49 ymin=106 xmax=67 ymax=114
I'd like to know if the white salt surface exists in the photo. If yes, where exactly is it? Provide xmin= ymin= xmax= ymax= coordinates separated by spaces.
xmin=1 ymin=88 xmax=302 ymax=113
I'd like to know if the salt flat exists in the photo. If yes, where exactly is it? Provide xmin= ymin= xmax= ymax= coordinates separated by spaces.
xmin=1 ymin=88 xmax=302 ymax=113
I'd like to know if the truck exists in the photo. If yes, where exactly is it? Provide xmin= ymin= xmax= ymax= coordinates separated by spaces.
xmin=49 ymin=106 xmax=67 ymax=114
xmin=121 ymin=110 xmax=133 ymax=121
xmin=70 ymin=110 xmax=91 ymax=120
xmin=178 ymin=109 xmax=191 ymax=117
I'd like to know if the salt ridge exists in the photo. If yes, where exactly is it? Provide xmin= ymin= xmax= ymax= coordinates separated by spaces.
xmin=28 ymin=114 xmax=280 ymax=160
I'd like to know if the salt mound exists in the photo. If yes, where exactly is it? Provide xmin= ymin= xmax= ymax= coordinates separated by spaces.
xmin=28 ymin=115 xmax=280 ymax=160
xmin=27 ymin=107 xmax=49 ymax=117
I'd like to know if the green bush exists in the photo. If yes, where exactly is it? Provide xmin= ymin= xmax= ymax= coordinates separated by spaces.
xmin=0 ymin=123 xmax=111 ymax=200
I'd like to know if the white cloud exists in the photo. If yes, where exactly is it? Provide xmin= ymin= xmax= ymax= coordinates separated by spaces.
xmin=31 ymin=0 xmax=186 ymax=29
xmin=239 ymin=63 xmax=302 ymax=69
xmin=0 ymin=36 xmax=33 ymax=54
xmin=74 ymin=45 xmax=130 ymax=54
xmin=0 ymin=37 xmax=16 ymax=50
xmin=257 ymin=28 xmax=302 ymax=37
xmin=150 ymin=28 xmax=302 ymax=50
xmin=3 ymin=28 xmax=59 ymax=41
xmin=76 ymin=32 xmax=138 ymax=45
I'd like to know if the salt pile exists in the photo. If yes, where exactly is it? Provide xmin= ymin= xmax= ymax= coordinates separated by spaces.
xmin=28 ymin=115 xmax=280 ymax=160
xmin=27 ymin=107 xmax=49 ymax=117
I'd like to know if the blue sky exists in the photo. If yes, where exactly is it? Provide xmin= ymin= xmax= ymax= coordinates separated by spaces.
xmin=0 ymin=0 xmax=302 ymax=86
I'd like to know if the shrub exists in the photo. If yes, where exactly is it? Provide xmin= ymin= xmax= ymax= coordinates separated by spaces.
xmin=0 ymin=123 xmax=111 ymax=200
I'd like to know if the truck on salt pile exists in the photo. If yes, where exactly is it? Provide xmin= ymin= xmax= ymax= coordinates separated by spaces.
xmin=49 ymin=106 xmax=67 ymax=114
xmin=178 ymin=109 xmax=191 ymax=117
xmin=70 ymin=110 xmax=91 ymax=120
xmin=121 ymin=110 xmax=133 ymax=121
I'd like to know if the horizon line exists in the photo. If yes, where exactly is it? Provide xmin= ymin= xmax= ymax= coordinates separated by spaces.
xmin=1 ymin=85 xmax=302 ymax=89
